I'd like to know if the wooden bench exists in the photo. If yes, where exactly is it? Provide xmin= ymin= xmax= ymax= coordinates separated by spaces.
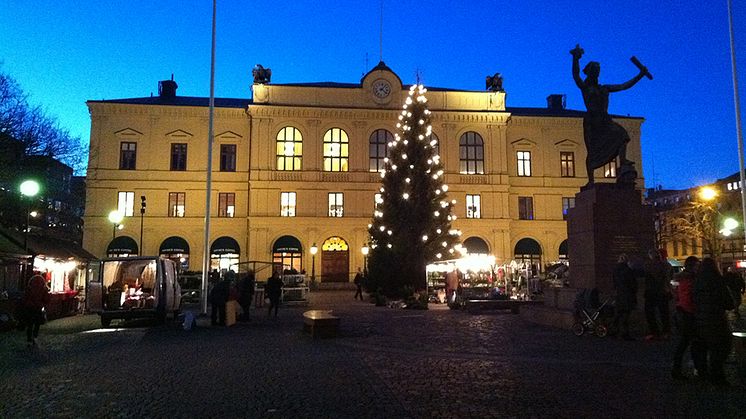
xmin=303 ymin=310 xmax=340 ymax=338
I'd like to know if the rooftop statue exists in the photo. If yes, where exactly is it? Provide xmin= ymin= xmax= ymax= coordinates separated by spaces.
xmin=571 ymin=44 xmax=651 ymax=185
xmin=485 ymin=73 xmax=504 ymax=92
xmin=252 ymin=64 xmax=272 ymax=84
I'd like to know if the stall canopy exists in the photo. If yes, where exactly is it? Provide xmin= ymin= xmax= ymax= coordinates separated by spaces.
xmin=514 ymin=238 xmax=542 ymax=255
xmin=107 ymin=236 xmax=139 ymax=255
xmin=0 ymin=228 xmax=96 ymax=260
xmin=463 ymin=237 xmax=489 ymax=254
xmin=0 ymin=231 xmax=29 ymax=259
xmin=273 ymin=235 xmax=302 ymax=253
xmin=211 ymin=236 xmax=240 ymax=255
xmin=160 ymin=236 xmax=190 ymax=254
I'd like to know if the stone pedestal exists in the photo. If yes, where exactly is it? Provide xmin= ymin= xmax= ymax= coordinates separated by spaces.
xmin=567 ymin=183 xmax=655 ymax=294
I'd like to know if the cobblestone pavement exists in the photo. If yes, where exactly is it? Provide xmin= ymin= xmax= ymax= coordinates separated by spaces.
xmin=2 ymin=291 xmax=746 ymax=418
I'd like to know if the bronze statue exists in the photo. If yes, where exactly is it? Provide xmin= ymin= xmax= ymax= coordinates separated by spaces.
xmin=252 ymin=64 xmax=272 ymax=84
xmin=485 ymin=73 xmax=504 ymax=92
xmin=571 ymin=44 xmax=651 ymax=184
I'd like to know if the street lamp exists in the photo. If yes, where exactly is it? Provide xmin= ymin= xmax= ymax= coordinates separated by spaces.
xmin=108 ymin=210 xmax=124 ymax=240
xmin=310 ymin=242 xmax=318 ymax=283
xmin=699 ymin=186 xmax=718 ymax=202
xmin=361 ymin=243 xmax=369 ymax=276
xmin=140 ymin=195 xmax=146 ymax=255
xmin=19 ymin=179 xmax=40 ymax=253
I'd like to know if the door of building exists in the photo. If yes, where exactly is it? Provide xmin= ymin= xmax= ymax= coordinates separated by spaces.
xmin=320 ymin=236 xmax=349 ymax=282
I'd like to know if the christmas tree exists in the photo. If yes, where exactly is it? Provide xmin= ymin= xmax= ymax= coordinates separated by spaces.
xmin=367 ymin=84 xmax=460 ymax=298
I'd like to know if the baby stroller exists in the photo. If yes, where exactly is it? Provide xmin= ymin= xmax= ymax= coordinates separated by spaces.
xmin=572 ymin=288 xmax=614 ymax=337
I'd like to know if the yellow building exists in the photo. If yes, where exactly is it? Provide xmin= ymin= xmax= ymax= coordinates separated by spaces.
xmin=83 ymin=62 xmax=644 ymax=281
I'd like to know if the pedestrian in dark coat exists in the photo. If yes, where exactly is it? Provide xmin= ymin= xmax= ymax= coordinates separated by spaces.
xmin=610 ymin=254 xmax=637 ymax=340
xmin=643 ymin=248 xmax=673 ymax=340
xmin=693 ymin=257 xmax=736 ymax=385
xmin=22 ymin=273 xmax=49 ymax=347
xmin=672 ymin=256 xmax=702 ymax=380
xmin=209 ymin=272 xmax=230 ymax=326
xmin=353 ymin=268 xmax=364 ymax=301
xmin=237 ymin=271 xmax=256 ymax=321
xmin=265 ymin=272 xmax=283 ymax=317
xmin=723 ymin=265 xmax=745 ymax=319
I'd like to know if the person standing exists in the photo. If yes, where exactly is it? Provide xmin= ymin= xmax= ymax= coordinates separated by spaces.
xmin=671 ymin=256 xmax=702 ymax=380
xmin=22 ymin=273 xmax=49 ymax=347
xmin=723 ymin=265 xmax=745 ymax=320
xmin=237 ymin=271 xmax=256 ymax=321
xmin=693 ymin=257 xmax=736 ymax=385
xmin=643 ymin=249 xmax=673 ymax=340
xmin=353 ymin=268 xmax=364 ymax=301
xmin=209 ymin=272 xmax=229 ymax=326
xmin=610 ymin=254 xmax=637 ymax=340
xmin=266 ymin=271 xmax=283 ymax=318
xmin=445 ymin=267 xmax=459 ymax=305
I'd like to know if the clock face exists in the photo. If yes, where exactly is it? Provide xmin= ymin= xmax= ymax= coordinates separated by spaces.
xmin=373 ymin=80 xmax=391 ymax=99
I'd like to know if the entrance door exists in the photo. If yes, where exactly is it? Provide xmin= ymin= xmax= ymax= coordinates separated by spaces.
xmin=320 ymin=236 xmax=349 ymax=282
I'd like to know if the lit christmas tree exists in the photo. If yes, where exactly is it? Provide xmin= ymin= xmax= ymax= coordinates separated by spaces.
xmin=367 ymin=84 xmax=460 ymax=298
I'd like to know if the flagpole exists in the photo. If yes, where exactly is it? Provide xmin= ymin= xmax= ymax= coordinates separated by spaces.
xmin=201 ymin=0 xmax=216 ymax=315
xmin=727 ymin=0 xmax=746 ymax=256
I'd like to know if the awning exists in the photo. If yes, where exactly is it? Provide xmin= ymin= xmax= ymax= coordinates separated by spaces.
xmin=463 ymin=236 xmax=489 ymax=254
xmin=107 ymin=236 xmax=139 ymax=254
xmin=514 ymin=238 xmax=542 ymax=255
xmin=160 ymin=236 xmax=190 ymax=254
xmin=0 ymin=231 xmax=29 ymax=259
xmin=273 ymin=235 xmax=302 ymax=253
xmin=211 ymin=236 xmax=240 ymax=255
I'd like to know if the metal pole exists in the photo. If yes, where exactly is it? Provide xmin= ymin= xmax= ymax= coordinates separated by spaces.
xmin=201 ymin=0 xmax=217 ymax=315
xmin=728 ymin=0 xmax=746 ymax=256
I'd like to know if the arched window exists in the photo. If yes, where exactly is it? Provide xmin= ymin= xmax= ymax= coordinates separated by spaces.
xmin=369 ymin=129 xmax=393 ymax=172
xmin=459 ymin=131 xmax=484 ymax=174
xmin=276 ymin=127 xmax=302 ymax=171
xmin=323 ymin=128 xmax=349 ymax=172
xmin=514 ymin=238 xmax=542 ymax=275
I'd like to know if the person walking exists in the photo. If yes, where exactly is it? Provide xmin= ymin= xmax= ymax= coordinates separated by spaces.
xmin=723 ymin=265 xmax=745 ymax=320
xmin=610 ymin=254 xmax=637 ymax=341
xmin=22 ymin=273 xmax=49 ymax=347
xmin=643 ymin=249 xmax=673 ymax=340
xmin=266 ymin=271 xmax=283 ymax=318
xmin=671 ymin=256 xmax=702 ymax=380
xmin=353 ymin=268 xmax=364 ymax=301
xmin=693 ymin=257 xmax=736 ymax=385
xmin=237 ymin=271 xmax=256 ymax=321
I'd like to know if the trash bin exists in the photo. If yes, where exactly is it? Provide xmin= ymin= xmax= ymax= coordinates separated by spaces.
xmin=733 ymin=331 xmax=746 ymax=383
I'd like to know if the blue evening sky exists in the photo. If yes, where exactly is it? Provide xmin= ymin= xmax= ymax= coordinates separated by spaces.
xmin=1 ymin=1 xmax=744 ymax=190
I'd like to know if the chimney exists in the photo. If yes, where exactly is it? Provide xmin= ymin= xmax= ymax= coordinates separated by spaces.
xmin=546 ymin=94 xmax=566 ymax=110
xmin=158 ymin=76 xmax=178 ymax=98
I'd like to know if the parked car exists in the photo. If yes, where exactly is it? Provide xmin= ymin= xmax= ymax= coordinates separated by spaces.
xmin=86 ymin=257 xmax=182 ymax=327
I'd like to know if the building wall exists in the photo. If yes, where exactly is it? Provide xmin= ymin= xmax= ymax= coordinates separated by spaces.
xmin=83 ymin=68 xmax=644 ymax=280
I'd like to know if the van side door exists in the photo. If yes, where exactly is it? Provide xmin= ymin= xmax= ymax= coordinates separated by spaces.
xmin=85 ymin=261 xmax=103 ymax=312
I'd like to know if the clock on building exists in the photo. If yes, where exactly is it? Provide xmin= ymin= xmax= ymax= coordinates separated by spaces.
xmin=372 ymin=79 xmax=391 ymax=99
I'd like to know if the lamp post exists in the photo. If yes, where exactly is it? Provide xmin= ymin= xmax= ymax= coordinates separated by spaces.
xmin=108 ymin=210 xmax=124 ymax=240
xmin=19 ymin=180 xmax=40 ymax=254
xmin=361 ymin=243 xmax=369 ymax=277
xmin=140 ymin=195 xmax=146 ymax=255
xmin=310 ymin=243 xmax=318 ymax=283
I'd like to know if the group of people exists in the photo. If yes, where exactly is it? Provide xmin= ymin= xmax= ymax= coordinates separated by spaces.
xmin=208 ymin=269 xmax=284 ymax=326
xmin=611 ymin=249 xmax=745 ymax=385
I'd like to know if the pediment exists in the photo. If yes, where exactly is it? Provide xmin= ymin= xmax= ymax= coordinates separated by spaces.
xmin=165 ymin=129 xmax=193 ymax=139
xmin=114 ymin=128 xmax=144 ymax=138
xmin=215 ymin=130 xmax=243 ymax=140
xmin=510 ymin=138 xmax=537 ymax=148
xmin=554 ymin=139 xmax=579 ymax=150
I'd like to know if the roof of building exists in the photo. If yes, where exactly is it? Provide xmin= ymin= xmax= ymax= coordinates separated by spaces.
xmin=88 ymin=96 xmax=251 ymax=108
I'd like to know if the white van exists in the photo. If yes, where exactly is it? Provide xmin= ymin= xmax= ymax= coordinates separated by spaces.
xmin=86 ymin=257 xmax=182 ymax=327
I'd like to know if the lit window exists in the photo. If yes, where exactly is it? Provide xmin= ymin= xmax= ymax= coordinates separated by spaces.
xmin=466 ymin=194 xmax=481 ymax=219
xmin=603 ymin=160 xmax=617 ymax=178
xmin=328 ymin=192 xmax=344 ymax=217
xmin=459 ymin=131 xmax=484 ymax=174
xmin=220 ymin=144 xmax=236 ymax=172
xmin=276 ymin=127 xmax=302 ymax=171
xmin=562 ymin=197 xmax=575 ymax=220
xmin=518 ymin=196 xmax=534 ymax=220
xmin=171 ymin=143 xmax=187 ymax=171
xmin=168 ymin=192 xmax=185 ymax=217
xmin=369 ymin=129 xmax=393 ymax=172
xmin=560 ymin=152 xmax=575 ymax=177
xmin=517 ymin=151 xmax=532 ymax=176
xmin=281 ymin=192 xmax=296 ymax=217
xmin=119 ymin=142 xmax=137 ymax=170
xmin=218 ymin=193 xmax=235 ymax=217
xmin=117 ymin=191 xmax=135 ymax=217
xmin=323 ymin=128 xmax=349 ymax=172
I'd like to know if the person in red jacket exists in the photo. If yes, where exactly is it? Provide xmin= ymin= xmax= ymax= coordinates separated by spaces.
xmin=22 ymin=273 xmax=49 ymax=347
xmin=671 ymin=256 xmax=701 ymax=380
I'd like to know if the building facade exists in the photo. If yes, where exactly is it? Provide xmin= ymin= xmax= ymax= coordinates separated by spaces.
xmin=83 ymin=63 xmax=644 ymax=281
